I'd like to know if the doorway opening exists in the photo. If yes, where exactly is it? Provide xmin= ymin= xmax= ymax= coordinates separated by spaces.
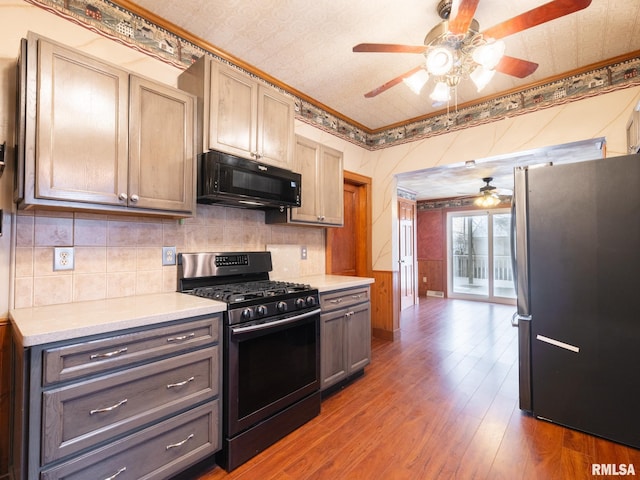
xmin=447 ymin=209 xmax=515 ymax=304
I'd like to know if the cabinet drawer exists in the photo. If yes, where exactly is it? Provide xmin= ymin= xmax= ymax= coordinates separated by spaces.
xmin=320 ymin=287 xmax=369 ymax=311
xmin=42 ymin=347 xmax=219 ymax=464
xmin=41 ymin=400 xmax=219 ymax=480
xmin=43 ymin=315 xmax=220 ymax=385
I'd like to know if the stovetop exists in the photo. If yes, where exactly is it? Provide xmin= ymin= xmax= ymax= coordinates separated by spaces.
xmin=190 ymin=280 xmax=314 ymax=304
xmin=178 ymin=251 xmax=320 ymax=325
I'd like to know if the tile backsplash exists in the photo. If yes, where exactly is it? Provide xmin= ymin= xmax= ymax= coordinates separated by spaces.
xmin=13 ymin=205 xmax=325 ymax=308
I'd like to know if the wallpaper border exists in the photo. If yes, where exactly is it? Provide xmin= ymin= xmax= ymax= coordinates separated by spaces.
xmin=26 ymin=0 xmax=640 ymax=151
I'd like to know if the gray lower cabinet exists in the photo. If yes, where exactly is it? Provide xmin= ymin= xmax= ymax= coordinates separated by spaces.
xmin=320 ymin=286 xmax=371 ymax=390
xmin=12 ymin=314 xmax=222 ymax=480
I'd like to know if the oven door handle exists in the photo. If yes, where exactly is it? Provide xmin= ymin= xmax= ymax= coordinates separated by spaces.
xmin=230 ymin=308 xmax=321 ymax=335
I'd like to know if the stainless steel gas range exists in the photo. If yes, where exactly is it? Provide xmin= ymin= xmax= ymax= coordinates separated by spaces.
xmin=178 ymin=251 xmax=321 ymax=471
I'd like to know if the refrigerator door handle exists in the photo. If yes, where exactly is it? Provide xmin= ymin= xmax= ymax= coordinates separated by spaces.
xmin=511 ymin=312 xmax=532 ymax=327
xmin=513 ymin=167 xmax=531 ymax=317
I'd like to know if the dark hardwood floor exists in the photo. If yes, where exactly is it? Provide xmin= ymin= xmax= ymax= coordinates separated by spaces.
xmin=192 ymin=298 xmax=640 ymax=479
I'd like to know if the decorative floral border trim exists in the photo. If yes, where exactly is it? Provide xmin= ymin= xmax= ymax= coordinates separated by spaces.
xmin=27 ymin=0 xmax=640 ymax=151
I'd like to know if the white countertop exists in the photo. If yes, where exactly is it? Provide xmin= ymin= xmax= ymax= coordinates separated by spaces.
xmin=10 ymin=292 xmax=226 ymax=347
xmin=274 ymin=274 xmax=375 ymax=292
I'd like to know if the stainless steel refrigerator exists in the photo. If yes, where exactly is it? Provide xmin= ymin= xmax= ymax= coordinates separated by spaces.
xmin=512 ymin=153 xmax=640 ymax=448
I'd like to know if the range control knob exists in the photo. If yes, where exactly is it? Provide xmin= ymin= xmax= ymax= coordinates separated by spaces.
xmin=305 ymin=296 xmax=317 ymax=307
xmin=256 ymin=305 xmax=267 ymax=317
xmin=295 ymin=297 xmax=306 ymax=309
xmin=276 ymin=301 xmax=288 ymax=313
xmin=241 ymin=308 xmax=253 ymax=321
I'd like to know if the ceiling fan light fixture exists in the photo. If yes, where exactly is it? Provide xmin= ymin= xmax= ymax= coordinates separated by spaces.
xmin=471 ymin=39 xmax=505 ymax=70
xmin=403 ymin=68 xmax=429 ymax=94
xmin=426 ymin=46 xmax=454 ymax=76
xmin=430 ymin=81 xmax=451 ymax=102
xmin=474 ymin=191 xmax=501 ymax=208
xmin=470 ymin=65 xmax=495 ymax=92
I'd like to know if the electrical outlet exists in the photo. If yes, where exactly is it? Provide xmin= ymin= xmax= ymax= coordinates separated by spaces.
xmin=53 ymin=247 xmax=75 ymax=271
xmin=300 ymin=246 xmax=308 ymax=260
xmin=163 ymin=246 xmax=177 ymax=266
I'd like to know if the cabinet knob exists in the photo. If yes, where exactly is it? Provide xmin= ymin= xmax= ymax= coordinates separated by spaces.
xmin=130 ymin=194 xmax=139 ymax=203
xmin=118 ymin=193 xmax=127 ymax=201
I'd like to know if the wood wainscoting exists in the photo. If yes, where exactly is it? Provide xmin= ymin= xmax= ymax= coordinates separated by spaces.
xmin=417 ymin=259 xmax=445 ymax=296
xmin=370 ymin=270 xmax=399 ymax=341
xmin=0 ymin=319 xmax=11 ymax=477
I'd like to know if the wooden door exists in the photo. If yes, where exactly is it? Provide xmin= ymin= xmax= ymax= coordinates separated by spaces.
xmin=129 ymin=76 xmax=195 ymax=213
xmin=399 ymin=199 xmax=417 ymax=310
xmin=326 ymin=171 xmax=372 ymax=277
xmin=256 ymin=86 xmax=295 ymax=169
xmin=35 ymin=39 xmax=128 ymax=205
xmin=208 ymin=62 xmax=257 ymax=157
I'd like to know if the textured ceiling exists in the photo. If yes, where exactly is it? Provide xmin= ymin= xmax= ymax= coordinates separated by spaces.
xmin=122 ymin=0 xmax=639 ymax=200
xmin=126 ymin=0 xmax=640 ymax=131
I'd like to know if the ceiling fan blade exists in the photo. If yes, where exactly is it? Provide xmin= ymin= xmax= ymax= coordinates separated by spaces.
xmin=448 ymin=0 xmax=480 ymax=35
xmin=481 ymin=0 xmax=592 ymax=40
xmin=364 ymin=66 xmax=425 ymax=98
xmin=353 ymin=43 xmax=426 ymax=54
xmin=495 ymin=56 xmax=539 ymax=78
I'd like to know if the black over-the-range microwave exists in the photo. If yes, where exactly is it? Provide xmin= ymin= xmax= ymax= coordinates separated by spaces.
xmin=197 ymin=150 xmax=302 ymax=209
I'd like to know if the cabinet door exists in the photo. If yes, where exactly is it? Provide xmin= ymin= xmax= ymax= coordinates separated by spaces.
xmin=346 ymin=303 xmax=371 ymax=373
xmin=319 ymin=145 xmax=344 ymax=225
xmin=320 ymin=311 xmax=347 ymax=390
xmin=129 ymin=76 xmax=195 ymax=213
xmin=257 ymin=86 xmax=295 ymax=169
xmin=291 ymin=136 xmax=321 ymax=223
xmin=208 ymin=62 xmax=257 ymax=158
xmin=35 ymin=39 xmax=128 ymax=205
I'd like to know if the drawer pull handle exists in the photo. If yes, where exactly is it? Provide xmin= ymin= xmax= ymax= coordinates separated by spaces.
xmin=90 ymin=398 xmax=127 ymax=415
xmin=330 ymin=299 xmax=343 ymax=304
xmin=166 ymin=433 xmax=194 ymax=450
xmin=167 ymin=376 xmax=195 ymax=389
xmin=90 ymin=347 xmax=127 ymax=360
xmin=104 ymin=467 xmax=126 ymax=480
xmin=167 ymin=333 xmax=195 ymax=343
xmin=351 ymin=294 xmax=362 ymax=300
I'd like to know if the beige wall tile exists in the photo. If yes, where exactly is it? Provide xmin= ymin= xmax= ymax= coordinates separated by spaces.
xmin=136 ymin=270 xmax=163 ymax=295
xmin=34 ymin=247 xmax=56 ymax=276
xmin=15 ymin=214 xmax=35 ymax=247
xmin=34 ymin=215 xmax=73 ymax=246
xmin=75 ymin=247 xmax=107 ymax=274
xmin=15 ymin=247 xmax=34 ymax=278
xmin=14 ymin=278 xmax=34 ymax=309
xmin=108 ymin=220 xmax=138 ymax=246
xmin=73 ymin=273 xmax=107 ymax=302
xmin=136 ymin=247 xmax=161 ymax=271
xmin=34 ymin=275 xmax=73 ymax=306
xmin=136 ymin=222 xmax=163 ymax=246
xmin=107 ymin=247 xmax=137 ymax=272
xmin=107 ymin=272 xmax=136 ymax=298
xmin=74 ymin=217 xmax=107 ymax=246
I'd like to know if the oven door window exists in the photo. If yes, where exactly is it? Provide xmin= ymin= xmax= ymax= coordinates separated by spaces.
xmin=228 ymin=314 xmax=319 ymax=432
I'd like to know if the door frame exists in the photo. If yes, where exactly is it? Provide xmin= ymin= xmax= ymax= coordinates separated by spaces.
xmin=325 ymin=170 xmax=372 ymax=277
xmin=446 ymin=208 xmax=516 ymax=305
xmin=398 ymin=197 xmax=418 ymax=310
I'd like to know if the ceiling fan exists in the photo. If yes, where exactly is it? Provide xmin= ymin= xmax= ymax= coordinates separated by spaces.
xmin=472 ymin=177 xmax=511 ymax=207
xmin=353 ymin=0 xmax=592 ymax=100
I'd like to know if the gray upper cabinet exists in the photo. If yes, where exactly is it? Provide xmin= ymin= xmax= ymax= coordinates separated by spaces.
xmin=266 ymin=135 xmax=344 ymax=226
xmin=16 ymin=33 xmax=196 ymax=217
xmin=178 ymin=55 xmax=295 ymax=169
